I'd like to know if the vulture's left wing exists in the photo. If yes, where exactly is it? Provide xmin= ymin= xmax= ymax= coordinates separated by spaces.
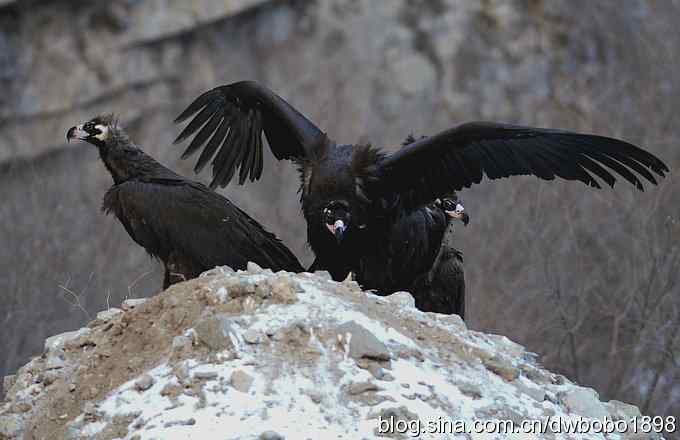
xmin=173 ymin=81 xmax=327 ymax=188
xmin=372 ymin=122 xmax=668 ymax=210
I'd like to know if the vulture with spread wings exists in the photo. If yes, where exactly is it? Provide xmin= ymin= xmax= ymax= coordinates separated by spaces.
xmin=68 ymin=114 xmax=303 ymax=289
xmin=173 ymin=81 xmax=668 ymax=316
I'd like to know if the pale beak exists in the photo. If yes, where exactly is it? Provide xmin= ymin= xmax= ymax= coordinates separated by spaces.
xmin=445 ymin=203 xmax=469 ymax=226
xmin=66 ymin=125 xmax=88 ymax=142
xmin=326 ymin=219 xmax=346 ymax=242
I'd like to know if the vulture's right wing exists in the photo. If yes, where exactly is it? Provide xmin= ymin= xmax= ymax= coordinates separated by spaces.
xmin=104 ymin=179 xmax=304 ymax=273
xmin=173 ymin=81 xmax=326 ymax=188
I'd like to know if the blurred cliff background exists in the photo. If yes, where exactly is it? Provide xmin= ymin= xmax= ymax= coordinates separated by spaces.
xmin=0 ymin=0 xmax=678 ymax=428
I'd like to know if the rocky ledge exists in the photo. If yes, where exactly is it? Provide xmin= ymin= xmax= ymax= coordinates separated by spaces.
xmin=1 ymin=267 xmax=655 ymax=439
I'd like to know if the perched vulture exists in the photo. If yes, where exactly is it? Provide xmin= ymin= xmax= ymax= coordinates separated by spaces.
xmin=172 ymin=81 xmax=668 ymax=317
xmin=67 ymin=114 xmax=303 ymax=289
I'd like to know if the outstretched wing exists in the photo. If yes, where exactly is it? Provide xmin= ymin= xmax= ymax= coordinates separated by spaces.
xmin=373 ymin=122 xmax=669 ymax=210
xmin=104 ymin=179 xmax=304 ymax=272
xmin=173 ymin=81 xmax=327 ymax=188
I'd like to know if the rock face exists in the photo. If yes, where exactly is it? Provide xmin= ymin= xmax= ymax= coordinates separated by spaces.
xmin=0 ymin=270 xmax=655 ymax=439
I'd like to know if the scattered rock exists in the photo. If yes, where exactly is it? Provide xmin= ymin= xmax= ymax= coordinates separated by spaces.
xmin=45 ymin=354 xmax=66 ymax=370
xmin=42 ymin=370 xmax=59 ymax=386
xmin=457 ymin=380 xmax=483 ymax=399
xmin=606 ymin=399 xmax=642 ymax=420
xmin=193 ymin=370 xmax=219 ymax=381
xmin=383 ymin=291 xmax=416 ymax=308
xmin=134 ymin=374 xmax=155 ymax=392
xmin=95 ymin=307 xmax=123 ymax=322
xmin=313 ymin=270 xmax=333 ymax=280
xmin=160 ymin=383 xmax=183 ymax=398
xmin=230 ymin=369 xmax=254 ymax=393
xmin=172 ymin=335 xmax=193 ymax=353
xmin=560 ymin=388 xmax=609 ymax=419
xmin=44 ymin=328 xmax=92 ymax=353
xmin=259 ymin=431 xmax=285 ymax=440
xmin=122 ymin=298 xmax=147 ymax=311
xmin=194 ymin=314 xmax=237 ymax=351
xmin=247 ymin=261 xmax=264 ymax=273
xmin=347 ymin=381 xmax=381 ymax=395
xmin=269 ymin=275 xmax=298 ymax=304
xmin=9 ymin=402 xmax=31 ymax=413
xmin=243 ymin=328 xmax=263 ymax=344
xmin=514 ymin=380 xmax=545 ymax=402
xmin=483 ymin=355 xmax=519 ymax=381
xmin=336 ymin=321 xmax=391 ymax=361
xmin=164 ymin=417 xmax=196 ymax=427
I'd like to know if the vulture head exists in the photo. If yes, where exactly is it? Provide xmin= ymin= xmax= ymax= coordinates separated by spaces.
xmin=437 ymin=195 xmax=469 ymax=226
xmin=67 ymin=114 xmax=115 ymax=147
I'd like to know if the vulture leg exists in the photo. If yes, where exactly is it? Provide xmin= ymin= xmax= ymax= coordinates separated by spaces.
xmin=163 ymin=252 xmax=197 ymax=288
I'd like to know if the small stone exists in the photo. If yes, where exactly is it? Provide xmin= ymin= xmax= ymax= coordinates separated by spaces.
xmin=160 ymin=383 xmax=182 ymax=398
xmin=347 ymin=381 xmax=381 ymax=395
xmin=367 ymin=363 xmax=386 ymax=380
xmin=163 ymin=418 xmax=196 ymax=427
xmin=247 ymin=261 xmax=264 ymax=272
xmin=313 ymin=270 xmax=333 ymax=280
xmin=10 ymin=402 xmax=31 ymax=413
xmin=259 ymin=431 xmax=285 ymax=440
xmin=172 ymin=335 xmax=192 ymax=353
xmin=122 ymin=298 xmax=147 ymax=310
xmin=381 ymin=373 xmax=395 ymax=382
xmin=209 ymin=287 xmax=229 ymax=304
xmin=44 ymin=328 xmax=92 ymax=353
xmin=483 ymin=356 xmax=519 ymax=381
xmin=83 ymin=402 xmax=98 ymax=416
xmin=193 ymin=370 xmax=219 ymax=381
xmin=194 ymin=315 xmax=237 ymax=351
xmin=606 ymin=400 xmax=641 ymax=420
xmin=384 ymin=291 xmax=416 ymax=308
xmin=68 ymin=383 xmax=76 ymax=392
xmin=42 ymin=370 xmax=59 ymax=386
xmin=560 ymin=387 xmax=608 ymax=419
xmin=96 ymin=308 xmax=123 ymax=322
xmin=336 ymin=321 xmax=391 ymax=361
xmin=457 ymin=381 xmax=483 ymax=399
xmin=230 ymin=369 xmax=254 ymax=393
xmin=45 ymin=354 xmax=66 ymax=370
xmin=200 ymin=266 xmax=235 ymax=277
xmin=270 ymin=275 xmax=298 ymax=304
xmin=243 ymin=329 xmax=263 ymax=344
xmin=134 ymin=374 xmax=155 ymax=391
xmin=514 ymin=380 xmax=545 ymax=402
xmin=305 ymin=389 xmax=323 ymax=404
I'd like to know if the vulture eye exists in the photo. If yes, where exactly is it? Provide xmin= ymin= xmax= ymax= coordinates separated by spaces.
xmin=441 ymin=199 xmax=456 ymax=211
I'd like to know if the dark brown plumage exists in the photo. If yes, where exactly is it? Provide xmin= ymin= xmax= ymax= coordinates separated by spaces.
xmin=67 ymin=114 xmax=303 ymax=289
xmin=172 ymin=81 xmax=668 ymax=317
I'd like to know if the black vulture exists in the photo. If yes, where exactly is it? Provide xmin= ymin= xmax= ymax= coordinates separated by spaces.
xmin=377 ymin=193 xmax=468 ymax=317
xmin=172 ymin=81 xmax=669 ymax=315
xmin=67 ymin=114 xmax=304 ymax=289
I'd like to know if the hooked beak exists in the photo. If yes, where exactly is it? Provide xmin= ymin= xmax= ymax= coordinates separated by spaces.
xmin=326 ymin=219 xmax=346 ymax=243
xmin=66 ymin=125 xmax=87 ymax=143
xmin=445 ymin=202 xmax=469 ymax=226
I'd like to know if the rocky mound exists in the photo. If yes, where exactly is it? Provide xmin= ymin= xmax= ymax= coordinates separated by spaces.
xmin=1 ymin=267 xmax=652 ymax=440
